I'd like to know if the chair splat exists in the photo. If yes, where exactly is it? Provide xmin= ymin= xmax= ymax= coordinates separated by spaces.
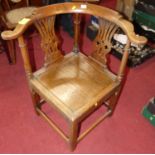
xmin=91 ymin=18 xmax=119 ymax=65
xmin=34 ymin=16 xmax=63 ymax=66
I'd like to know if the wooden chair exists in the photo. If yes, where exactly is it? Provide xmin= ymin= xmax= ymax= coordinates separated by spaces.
xmin=0 ymin=0 xmax=42 ymax=64
xmin=1 ymin=2 xmax=147 ymax=151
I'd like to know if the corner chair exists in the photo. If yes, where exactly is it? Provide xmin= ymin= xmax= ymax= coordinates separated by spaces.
xmin=1 ymin=2 xmax=147 ymax=151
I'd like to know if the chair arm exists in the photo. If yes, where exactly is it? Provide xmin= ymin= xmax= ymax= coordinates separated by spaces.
xmin=1 ymin=3 xmax=147 ymax=45
xmin=118 ymin=19 xmax=147 ymax=45
xmin=1 ymin=17 xmax=32 ymax=40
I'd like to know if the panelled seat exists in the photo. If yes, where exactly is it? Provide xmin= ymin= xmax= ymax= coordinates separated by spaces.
xmin=30 ymin=52 xmax=119 ymax=120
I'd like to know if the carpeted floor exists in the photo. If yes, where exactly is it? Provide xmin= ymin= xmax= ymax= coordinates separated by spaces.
xmin=0 ymin=0 xmax=155 ymax=153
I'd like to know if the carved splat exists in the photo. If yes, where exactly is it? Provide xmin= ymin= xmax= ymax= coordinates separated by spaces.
xmin=91 ymin=18 xmax=119 ymax=65
xmin=34 ymin=16 xmax=63 ymax=66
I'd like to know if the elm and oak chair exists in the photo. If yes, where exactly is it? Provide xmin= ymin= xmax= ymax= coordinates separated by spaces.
xmin=1 ymin=2 xmax=147 ymax=151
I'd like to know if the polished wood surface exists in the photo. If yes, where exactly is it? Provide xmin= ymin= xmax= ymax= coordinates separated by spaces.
xmin=1 ymin=2 xmax=147 ymax=151
xmin=2 ymin=3 xmax=147 ymax=44
xmin=31 ymin=52 xmax=119 ymax=120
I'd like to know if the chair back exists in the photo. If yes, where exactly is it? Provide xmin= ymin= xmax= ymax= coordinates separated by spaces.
xmin=1 ymin=2 xmax=147 ymax=80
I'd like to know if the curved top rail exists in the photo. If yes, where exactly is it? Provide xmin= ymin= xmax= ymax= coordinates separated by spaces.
xmin=1 ymin=2 xmax=147 ymax=44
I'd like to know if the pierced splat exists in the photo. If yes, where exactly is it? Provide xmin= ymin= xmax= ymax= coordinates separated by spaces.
xmin=91 ymin=18 xmax=119 ymax=65
xmin=34 ymin=16 xmax=63 ymax=66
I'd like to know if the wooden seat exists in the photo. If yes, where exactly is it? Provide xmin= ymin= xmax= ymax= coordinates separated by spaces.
xmin=1 ymin=2 xmax=147 ymax=151
xmin=30 ymin=52 xmax=119 ymax=120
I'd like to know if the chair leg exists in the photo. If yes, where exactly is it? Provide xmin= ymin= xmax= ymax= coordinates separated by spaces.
xmin=7 ymin=40 xmax=16 ymax=64
xmin=30 ymin=90 xmax=41 ymax=115
xmin=69 ymin=121 xmax=79 ymax=151
xmin=108 ymin=88 xmax=121 ymax=115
